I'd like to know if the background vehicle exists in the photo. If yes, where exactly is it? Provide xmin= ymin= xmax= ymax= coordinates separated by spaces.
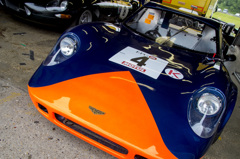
xmin=0 ymin=0 xmax=140 ymax=27
xmin=223 ymin=8 xmax=228 ymax=13
xmin=162 ymin=0 xmax=219 ymax=17
xmin=217 ymin=8 xmax=222 ymax=12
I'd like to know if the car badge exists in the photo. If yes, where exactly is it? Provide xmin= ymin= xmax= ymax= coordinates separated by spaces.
xmin=165 ymin=68 xmax=184 ymax=80
xmin=89 ymin=106 xmax=105 ymax=115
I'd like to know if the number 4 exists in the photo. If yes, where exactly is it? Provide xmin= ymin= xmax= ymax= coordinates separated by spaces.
xmin=130 ymin=56 xmax=149 ymax=66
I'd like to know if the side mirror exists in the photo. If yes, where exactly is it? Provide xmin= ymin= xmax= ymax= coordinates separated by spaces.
xmin=223 ymin=23 xmax=235 ymax=36
xmin=225 ymin=54 xmax=236 ymax=61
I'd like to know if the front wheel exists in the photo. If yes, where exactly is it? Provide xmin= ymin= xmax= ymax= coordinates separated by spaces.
xmin=78 ymin=9 xmax=93 ymax=25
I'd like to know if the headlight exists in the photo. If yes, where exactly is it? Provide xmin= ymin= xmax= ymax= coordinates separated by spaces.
xmin=46 ymin=0 xmax=68 ymax=12
xmin=188 ymin=87 xmax=226 ymax=138
xmin=197 ymin=93 xmax=222 ymax=115
xmin=60 ymin=37 xmax=76 ymax=56
xmin=60 ymin=1 xmax=68 ymax=11
xmin=43 ymin=32 xmax=80 ymax=66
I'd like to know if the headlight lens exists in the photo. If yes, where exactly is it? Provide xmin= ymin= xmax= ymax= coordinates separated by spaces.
xmin=46 ymin=0 xmax=68 ymax=12
xmin=197 ymin=93 xmax=222 ymax=115
xmin=60 ymin=37 xmax=76 ymax=56
xmin=188 ymin=87 xmax=226 ymax=138
xmin=60 ymin=1 xmax=68 ymax=11
xmin=43 ymin=32 xmax=80 ymax=66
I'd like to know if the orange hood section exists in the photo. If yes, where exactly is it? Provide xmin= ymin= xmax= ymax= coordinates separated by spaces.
xmin=28 ymin=71 xmax=176 ymax=158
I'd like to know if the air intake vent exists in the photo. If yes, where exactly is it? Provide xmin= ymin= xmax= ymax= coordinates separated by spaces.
xmin=55 ymin=113 xmax=128 ymax=155
xmin=134 ymin=155 xmax=147 ymax=159
xmin=38 ymin=103 xmax=48 ymax=113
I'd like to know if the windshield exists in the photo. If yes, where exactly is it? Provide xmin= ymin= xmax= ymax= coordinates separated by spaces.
xmin=126 ymin=8 xmax=217 ymax=54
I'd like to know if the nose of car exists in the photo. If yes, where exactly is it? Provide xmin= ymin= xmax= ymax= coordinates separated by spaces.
xmin=28 ymin=70 xmax=177 ymax=158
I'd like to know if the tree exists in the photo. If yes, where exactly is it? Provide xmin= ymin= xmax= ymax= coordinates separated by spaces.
xmin=218 ymin=0 xmax=240 ymax=13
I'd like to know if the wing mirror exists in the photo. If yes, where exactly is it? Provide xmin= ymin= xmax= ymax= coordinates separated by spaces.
xmin=225 ymin=45 xmax=237 ymax=61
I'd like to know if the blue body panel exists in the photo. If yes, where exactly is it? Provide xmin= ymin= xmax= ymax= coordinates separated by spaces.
xmin=29 ymin=3 xmax=238 ymax=159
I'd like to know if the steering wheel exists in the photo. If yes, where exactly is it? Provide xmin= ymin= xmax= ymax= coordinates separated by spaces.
xmin=145 ymin=29 xmax=161 ymax=39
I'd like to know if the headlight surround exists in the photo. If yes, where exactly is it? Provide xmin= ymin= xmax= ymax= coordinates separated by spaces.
xmin=60 ymin=1 xmax=68 ymax=11
xmin=43 ymin=32 xmax=80 ymax=66
xmin=188 ymin=87 xmax=226 ymax=138
xmin=46 ymin=0 xmax=68 ymax=12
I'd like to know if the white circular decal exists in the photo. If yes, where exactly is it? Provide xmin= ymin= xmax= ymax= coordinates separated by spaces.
xmin=165 ymin=68 xmax=184 ymax=80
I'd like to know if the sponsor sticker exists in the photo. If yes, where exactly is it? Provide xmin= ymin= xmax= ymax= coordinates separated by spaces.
xmin=165 ymin=68 xmax=184 ymax=80
xmin=148 ymin=12 xmax=155 ymax=20
xmin=145 ymin=12 xmax=155 ymax=24
xmin=109 ymin=47 xmax=169 ymax=79
xmin=145 ymin=18 xmax=151 ymax=24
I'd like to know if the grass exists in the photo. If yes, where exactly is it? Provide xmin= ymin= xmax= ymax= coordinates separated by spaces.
xmin=212 ymin=12 xmax=240 ymax=29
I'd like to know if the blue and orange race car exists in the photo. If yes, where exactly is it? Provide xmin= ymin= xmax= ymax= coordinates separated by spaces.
xmin=28 ymin=2 xmax=237 ymax=159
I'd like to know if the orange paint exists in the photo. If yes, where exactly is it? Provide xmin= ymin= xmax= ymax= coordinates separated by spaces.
xmin=28 ymin=71 xmax=177 ymax=159
xmin=163 ymin=0 xmax=172 ymax=4
xmin=144 ymin=18 xmax=151 ymax=24
xmin=148 ymin=14 xmax=155 ymax=20
xmin=191 ymin=5 xmax=204 ymax=12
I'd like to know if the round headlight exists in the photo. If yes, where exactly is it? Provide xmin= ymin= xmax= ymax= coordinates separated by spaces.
xmin=43 ymin=32 xmax=80 ymax=66
xmin=60 ymin=37 xmax=76 ymax=56
xmin=188 ymin=87 xmax=226 ymax=138
xmin=197 ymin=93 xmax=221 ymax=115
xmin=60 ymin=1 xmax=68 ymax=11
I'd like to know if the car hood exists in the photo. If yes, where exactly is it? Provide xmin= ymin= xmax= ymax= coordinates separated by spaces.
xmin=30 ymin=22 xmax=231 ymax=90
xmin=28 ymin=22 xmax=235 ymax=158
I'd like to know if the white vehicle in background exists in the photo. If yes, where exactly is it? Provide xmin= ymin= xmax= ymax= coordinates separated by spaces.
xmin=223 ymin=9 xmax=228 ymax=13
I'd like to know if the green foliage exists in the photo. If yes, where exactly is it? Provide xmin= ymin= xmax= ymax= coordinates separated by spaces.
xmin=213 ymin=12 xmax=240 ymax=28
xmin=218 ymin=0 xmax=240 ymax=13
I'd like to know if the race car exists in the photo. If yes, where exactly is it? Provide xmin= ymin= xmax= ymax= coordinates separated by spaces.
xmin=28 ymin=1 xmax=237 ymax=159
xmin=0 ymin=0 xmax=139 ymax=27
